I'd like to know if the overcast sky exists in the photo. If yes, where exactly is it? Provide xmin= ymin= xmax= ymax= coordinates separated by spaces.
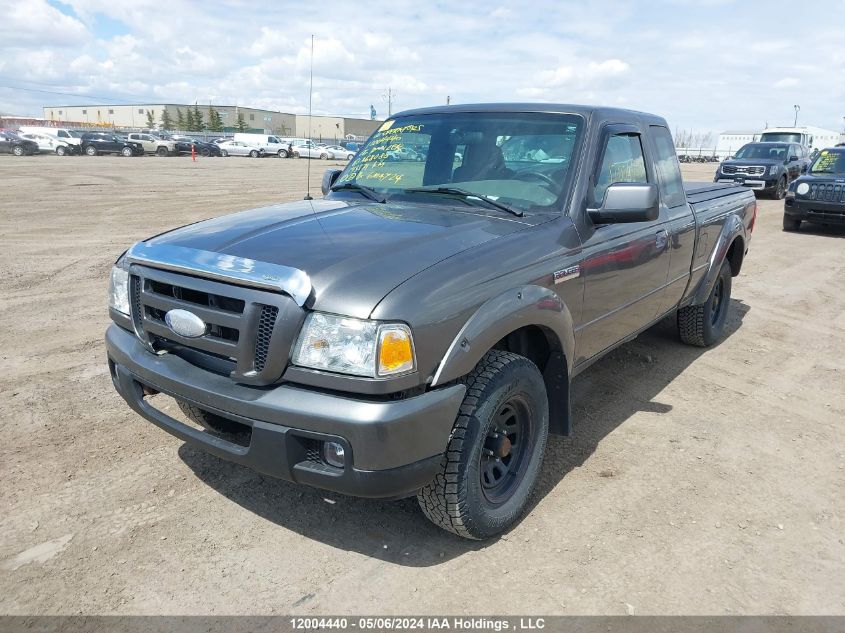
xmin=1 ymin=0 xmax=844 ymax=136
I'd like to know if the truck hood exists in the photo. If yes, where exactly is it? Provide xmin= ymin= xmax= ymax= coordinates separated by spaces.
xmin=145 ymin=198 xmax=532 ymax=318
xmin=723 ymin=158 xmax=784 ymax=166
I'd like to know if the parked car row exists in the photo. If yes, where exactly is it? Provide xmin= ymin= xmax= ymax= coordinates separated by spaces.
xmin=1 ymin=126 xmax=357 ymax=161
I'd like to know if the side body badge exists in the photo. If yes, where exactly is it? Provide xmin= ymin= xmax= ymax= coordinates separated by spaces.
xmin=553 ymin=265 xmax=581 ymax=284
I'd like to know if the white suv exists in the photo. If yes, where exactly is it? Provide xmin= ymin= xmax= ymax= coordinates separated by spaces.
xmin=126 ymin=133 xmax=176 ymax=156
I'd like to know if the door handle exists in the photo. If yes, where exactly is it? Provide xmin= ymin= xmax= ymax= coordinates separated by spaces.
xmin=655 ymin=229 xmax=668 ymax=251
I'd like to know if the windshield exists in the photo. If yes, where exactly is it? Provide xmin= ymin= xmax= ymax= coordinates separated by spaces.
xmin=68 ymin=130 xmax=82 ymax=138
xmin=761 ymin=132 xmax=802 ymax=144
xmin=810 ymin=149 xmax=845 ymax=173
xmin=336 ymin=111 xmax=584 ymax=212
xmin=734 ymin=143 xmax=789 ymax=160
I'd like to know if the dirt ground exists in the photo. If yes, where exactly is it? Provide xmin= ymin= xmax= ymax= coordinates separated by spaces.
xmin=0 ymin=155 xmax=843 ymax=616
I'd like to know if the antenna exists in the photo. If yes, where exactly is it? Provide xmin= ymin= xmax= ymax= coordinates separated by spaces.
xmin=304 ymin=34 xmax=315 ymax=200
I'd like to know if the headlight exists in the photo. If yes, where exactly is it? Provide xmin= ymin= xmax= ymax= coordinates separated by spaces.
xmin=108 ymin=265 xmax=130 ymax=315
xmin=796 ymin=182 xmax=810 ymax=195
xmin=769 ymin=165 xmax=781 ymax=175
xmin=292 ymin=312 xmax=415 ymax=377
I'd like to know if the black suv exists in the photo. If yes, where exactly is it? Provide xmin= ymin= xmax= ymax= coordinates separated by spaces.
xmin=715 ymin=141 xmax=810 ymax=198
xmin=80 ymin=133 xmax=144 ymax=157
xmin=170 ymin=136 xmax=222 ymax=157
xmin=784 ymin=147 xmax=845 ymax=231
xmin=0 ymin=130 xmax=39 ymax=156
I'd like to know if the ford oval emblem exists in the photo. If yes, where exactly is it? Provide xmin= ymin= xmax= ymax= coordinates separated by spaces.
xmin=164 ymin=309 xmax=207 ymax=338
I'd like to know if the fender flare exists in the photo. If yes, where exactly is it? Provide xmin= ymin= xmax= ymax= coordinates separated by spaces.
xmin=692 ymin=214 xmax=745 ymax=306
xmin=431 ymin=284 xmax=575 ymax=387
xmin=430 ymin=285 xmax=576 ymax=436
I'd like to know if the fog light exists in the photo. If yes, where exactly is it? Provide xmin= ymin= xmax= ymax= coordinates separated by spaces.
xmin=323 ymin=441 xmax=346 ymax=468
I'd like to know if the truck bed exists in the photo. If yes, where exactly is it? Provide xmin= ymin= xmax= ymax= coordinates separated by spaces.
xmin=684 ymin=181 xmax=744 ymax=205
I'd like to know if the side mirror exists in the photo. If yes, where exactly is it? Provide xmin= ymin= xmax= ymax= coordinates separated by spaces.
xmin=321 ymin=169 xmax=342 ymax=195
xmin=588 ymin=183 xmax=659 ymax=224
xmin=788 ymin=155 xmax=798 ymax=162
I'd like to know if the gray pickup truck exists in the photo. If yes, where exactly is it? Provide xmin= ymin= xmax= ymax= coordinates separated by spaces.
xmin=106 ymin=104 xmax=756 ymax=539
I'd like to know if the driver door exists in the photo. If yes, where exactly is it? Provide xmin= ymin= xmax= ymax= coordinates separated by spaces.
xmin=575 ymin=125 xmax=671 ymax=364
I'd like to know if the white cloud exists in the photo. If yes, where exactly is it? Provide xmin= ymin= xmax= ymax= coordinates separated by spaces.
xmin=0 ymin=0 xmax=843 ymax=135
xmin=0 ymin=0 xmax=88 ymax=47
xmin=536 ymin=58 xmax=630 ymax=87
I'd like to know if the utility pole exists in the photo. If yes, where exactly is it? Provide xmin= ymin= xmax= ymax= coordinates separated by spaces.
xmin=383 ymin=87 xmax=395 ymax=117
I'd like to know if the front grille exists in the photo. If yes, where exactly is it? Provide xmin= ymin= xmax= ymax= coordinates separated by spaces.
xmin=723 ymin=165 xmax=764 ymax=176
xmin=128 ymin=266 xmax=303 ymax=386
xmin=254 ymin=305 xmax=278 ymax=372
xmin=808 ymin=183 xmax=845 ymax=203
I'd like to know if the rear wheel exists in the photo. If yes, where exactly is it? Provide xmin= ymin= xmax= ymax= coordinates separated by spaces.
xmin=221 ymin=150 xmax=228 ymax=157
xmin=277 ymin=149 xmax=288 ymax=158
xmin=320 ymin=152 xmax=329 ymax=160
xmin=249 ymin=150 xmax=259 ymax=158
xmin=156 ymin=146 xmax=168 ymax=157
xmin=56 ymin=146 xmax=67 ymax=156
xmin=783 ymin=215 xmax=801 ymax=231
xmin=121 ymin=147 xmax=133 ymax=157
xmin=418 ymin=350 xmax=549 ymax=539
xmin=177 ymin=401 xmax=243 ymax=435
xmin=677 ymin=259 xmax=732 ymax=347
xmin=292 ymin=151 xmax=300 ymax=159
xmin=201 ymin=147 xmax=211 ymax=157
xmin=85 ymin=145 xmax=98 ymax=156
xmin=12 ymin=146 xmax=24 ymax=156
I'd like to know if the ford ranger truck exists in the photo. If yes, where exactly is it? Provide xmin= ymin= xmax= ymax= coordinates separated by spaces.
xmin=106 ymin=104 xmax=756 ymax=539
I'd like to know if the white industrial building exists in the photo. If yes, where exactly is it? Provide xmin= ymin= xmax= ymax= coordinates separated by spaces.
xmin=716 ymin=130 xmax=761 ymax=155
xmin=717 ymin=125 xmax=842 ymax=155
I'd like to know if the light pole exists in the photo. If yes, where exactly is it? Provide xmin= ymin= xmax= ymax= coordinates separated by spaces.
xmin=793 ymin=105 xmax=800 ymax=127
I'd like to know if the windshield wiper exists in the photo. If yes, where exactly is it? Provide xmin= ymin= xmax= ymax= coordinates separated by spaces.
xmin=404 ymin=187 xmax=524 ymax=217
xmin=330 ymin=182 xmax=386 ymax=203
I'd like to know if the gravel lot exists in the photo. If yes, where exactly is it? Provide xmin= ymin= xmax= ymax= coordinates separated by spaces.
xmin=1 ymin=155 xmax=843 ymax=615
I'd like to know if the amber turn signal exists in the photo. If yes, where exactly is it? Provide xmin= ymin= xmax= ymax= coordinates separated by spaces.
xmin=377 ymin=325 xmax=415 ymax=376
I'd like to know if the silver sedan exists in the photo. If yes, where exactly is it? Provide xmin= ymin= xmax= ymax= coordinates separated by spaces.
xmin=217 ymin=140 xmax=264 ymax=158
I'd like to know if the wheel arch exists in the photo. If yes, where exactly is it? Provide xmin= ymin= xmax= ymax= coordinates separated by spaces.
xmin=430 ymin=284 xmax=574 ymax=436
xmin=691 ymin=214 xmax=745 ymax=305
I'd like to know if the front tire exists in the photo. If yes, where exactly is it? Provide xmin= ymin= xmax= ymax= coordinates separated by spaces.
xmin=156 ymin=146 xmax=168 ymax=157
xmin=56 ymin=146 xmax=67 ymax=156
xmin=773 ymin=177 xmax=786 ymax=199
xmin=278 ymin=149 xmax=288 ymax=158
xmin=221 ymin=150 xmax=229 ymax=157
xmin=121 ymin=147 xmax=133 ymax=157
xmin=12 ymin=146 xmax=24 ymax=156
xmin=418 ymin=350 xmax=549 ymax=539
xmin=249 ymin=150 xmax=259 ymax=158
xmin=320 ymin=152 xmax=329 ymax=160
xmin=85 ymin=146 xmax=98 ymax=156
xmin=783 ymin=215 xmax=801 ymax=231
xmin=678 ymin=259 xmax=732 ymax=347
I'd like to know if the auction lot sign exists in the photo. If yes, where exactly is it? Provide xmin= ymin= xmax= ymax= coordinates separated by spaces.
xmin=2 ymin=617 xmax=844 ymax=633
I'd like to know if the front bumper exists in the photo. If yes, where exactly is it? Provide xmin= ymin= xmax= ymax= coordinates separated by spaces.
xmin=785 ymin=197 xmax=845 ymax=225
xmin=716 ymin=176 xmax=776 ymax=192
xmin=106 ymin=325 xmax=464 ymax=498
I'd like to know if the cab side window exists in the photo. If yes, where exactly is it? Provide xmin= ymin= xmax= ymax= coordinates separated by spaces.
xmin=594 ymin=133 xmax=647 ymax=204
xmin=650 ymin=126 xmax=685 ymax=208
